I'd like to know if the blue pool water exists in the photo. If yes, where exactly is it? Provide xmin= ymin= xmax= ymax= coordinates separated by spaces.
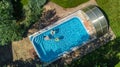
xmin=30 ymin=17 xmax=90 ymax=62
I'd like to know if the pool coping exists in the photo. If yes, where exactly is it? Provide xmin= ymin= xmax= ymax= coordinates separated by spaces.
xmin=29 ymin=10 xmax=97 ymax=66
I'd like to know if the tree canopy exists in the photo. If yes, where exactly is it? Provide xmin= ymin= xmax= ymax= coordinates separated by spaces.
xmin=0 ymin=0 xmax=46 ymax=46
xmin=21 ymin=0 xmax=46 ymax=27
xmin=0 ymin=0 xmax=22 ymax=45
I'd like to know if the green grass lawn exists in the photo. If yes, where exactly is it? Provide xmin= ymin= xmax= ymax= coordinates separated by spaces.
xmin=115 ymin=62 xmax=120 ymax=67
xmin=68 ymin=0 xmax=120 ymax=67
xmin=96 ymin=0 xmax=120 ymax=37
xmin=51 ymin=0 xmax=89 ymax=8
xmin=21 ymin=0 xmax=28 ymax=5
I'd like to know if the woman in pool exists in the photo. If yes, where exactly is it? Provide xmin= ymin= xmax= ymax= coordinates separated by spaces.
xmin=50 ymin=30 xmax=56 ymax=35
xmin=44 ymin=36 xmax=50 ymax=40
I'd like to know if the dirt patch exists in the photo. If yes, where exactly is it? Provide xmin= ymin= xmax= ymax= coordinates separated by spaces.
xmin=12 ymin=38 xmax=34 ymax=61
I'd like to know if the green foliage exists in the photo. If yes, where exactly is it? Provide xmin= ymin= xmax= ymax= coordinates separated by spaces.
xmin=69 ymin=37 xmax=120 ymax=67
xmin=0 ymin=0 xmax=46 ymax=45
xmin=115 ymin=62 xmax=120 ymax=67
xmin=20 ymin=0 xmax=46 ymax=27
xmin=51 ymin=0 xmax=89 ymax=8
xmin=69 ymin=0 xmax=120 ymax=67
xmin=21 ymin=0 xmax=28 ymax=5
xmin=0 ymin=0 xmax=23 ymax=45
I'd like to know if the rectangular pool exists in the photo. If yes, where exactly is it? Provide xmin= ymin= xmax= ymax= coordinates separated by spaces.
xmin=29 ymin=16 xmax=90 ymax=63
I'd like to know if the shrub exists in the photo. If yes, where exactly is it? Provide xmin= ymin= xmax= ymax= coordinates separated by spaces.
xmin=0 ymin=0 xmax=46 ymax=46
xmin=0 ymin=0 xmax=23 ymax=45
xmin=21 ymin=0 xmax=46 ymax=27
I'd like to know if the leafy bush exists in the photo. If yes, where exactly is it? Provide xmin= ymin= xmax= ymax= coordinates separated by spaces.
xmin=0 ymin=0 xmax=46 ymax=46
xmin=0 ymin=0 xmax=23 ymax=45
xmin=21 ymin=0 xmax=46 ymax=27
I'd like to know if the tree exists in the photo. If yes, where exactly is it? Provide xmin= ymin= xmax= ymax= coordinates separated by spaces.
xmin=20 ymin=0 xmax=46 ymax=27
xmin=0 ymin=0 xmax=23 ymax=45
xmin=0 ymin=0 xmax=46 ymax=46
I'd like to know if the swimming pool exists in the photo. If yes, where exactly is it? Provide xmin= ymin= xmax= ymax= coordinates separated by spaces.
xmin=30 ymin=16 xmax=90 ymax=63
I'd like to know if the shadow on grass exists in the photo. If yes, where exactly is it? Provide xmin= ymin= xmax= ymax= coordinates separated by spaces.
xmin=69 ymin=37 xmax=120 ymax=67
xmin=38 ymin=9 xmax=60 ymax=29
xmin=25 ymin=9 xmax=60 ymax=37
xmin=0 ymin=43 xmax=43 ymax=67
xmin=8 ymin=58 xmax=42 ymax=67
xmin=0 ymin=43 xmax=13 ymax=66
xmin=96 ymin=6 xmax=110 ymax=29
xmin=0 ymin=58 xmax=42 ymax=67
xmin=0 ymin=42 xmax=43 ymax=67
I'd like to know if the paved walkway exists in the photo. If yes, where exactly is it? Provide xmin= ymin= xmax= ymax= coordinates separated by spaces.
xmin=44 ymin=0 xmax=97 ymax=18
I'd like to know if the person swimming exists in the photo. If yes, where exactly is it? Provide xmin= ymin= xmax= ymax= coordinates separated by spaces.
xmin=44 ymin=36 xmax=50 ymax=40
xmin=55 ymin=38 xmax=60 ymax=42
xmin=50 ymin=30 xmax=56 ymax=35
